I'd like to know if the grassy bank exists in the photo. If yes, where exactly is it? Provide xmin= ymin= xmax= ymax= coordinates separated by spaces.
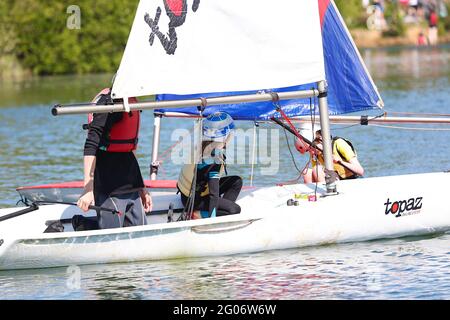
xmin=0 ymin=55 xmax=31 ymax=81
xmin=352 ymin=27 xmax=450 ymax=48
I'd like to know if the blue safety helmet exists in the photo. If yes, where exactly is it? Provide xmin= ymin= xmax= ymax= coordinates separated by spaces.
xmin=202 ymin=112 xmax=235 ymax=142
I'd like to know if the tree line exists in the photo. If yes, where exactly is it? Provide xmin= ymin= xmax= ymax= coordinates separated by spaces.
xmin=0 ymin=1 xmax=449 ymax=77
xmin=0 ymin=0 xmax=138 ymax=76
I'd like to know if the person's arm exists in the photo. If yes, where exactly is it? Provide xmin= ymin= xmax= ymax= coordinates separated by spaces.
xmin=336 ymin=157 xmax=364 ymax=177
xmin=334 ymin=140 xmax=364 ymax=176
xmin=77 ymin=155 xmax=96 ymax=212
xmin=77 ymin=113 xmax=108 ymax=212
xmin=131 ymin=147 xmax=152 ymax=211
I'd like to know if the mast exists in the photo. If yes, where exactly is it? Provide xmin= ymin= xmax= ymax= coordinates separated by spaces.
xmin=150 ymin=113 xmax=162 ymax=180
xmin=317 ymin=80 xmax=337 ymax=194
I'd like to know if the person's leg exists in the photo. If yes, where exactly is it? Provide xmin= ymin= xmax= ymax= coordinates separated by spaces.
xmin=302 ymin=168 xmax=314 ymax=184
xmin=95 ymin=193 xmax=122 ymax=229
xmin=216 ymin=197 xmax=241 ymax=216
xmin=180 ymin=192 xmax=207 ymax=219
xmin=96 ymin=192 xmax=147 ymax=229
xmin=311 ymin=164 xmax=326 ymax=183
xmin=119 ymin=192 xmax=147 ymax=227
xmin=219 ymin=176 xmax=243 ymax=202
xmin=194 ymin=194 xmax=241 ymax=217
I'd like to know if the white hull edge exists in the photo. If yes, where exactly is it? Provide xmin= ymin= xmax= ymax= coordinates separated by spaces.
xmin=1 ymin=172 xmax=449 ymax=270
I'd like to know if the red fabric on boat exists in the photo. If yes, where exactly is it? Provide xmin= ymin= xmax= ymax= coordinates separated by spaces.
xmin=17 ymin=180 xmax=255 ymax=191
xmin=17 ymin=180 xmax=178 ymax=190
xmin=145 ymin=180 xmax=177 ymax=189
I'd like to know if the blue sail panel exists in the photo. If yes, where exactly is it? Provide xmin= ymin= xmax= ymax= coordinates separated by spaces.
xmin=322 ymin=0 xmax=383 ymax=115
xmin=156 ymin=0 xmax=382 ymax=121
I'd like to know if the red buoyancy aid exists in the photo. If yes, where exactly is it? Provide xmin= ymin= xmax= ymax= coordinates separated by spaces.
xmin=88 ymin=89 xmax=140 ymax=153
xmin=430 ymin=12 xmax=438 ymax=27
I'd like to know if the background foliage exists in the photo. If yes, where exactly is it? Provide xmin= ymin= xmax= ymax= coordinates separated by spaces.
xmin=0 ymin=0 xmax=137 ymax=76
xmin=0 ymin=1 xmax=449 ymax=77
xmin=334 ymin=0 xmax=367 ymax=28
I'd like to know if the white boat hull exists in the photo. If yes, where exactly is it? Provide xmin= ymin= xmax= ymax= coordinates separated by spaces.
xmin=1 ymin=172 xmax=449 ymax=270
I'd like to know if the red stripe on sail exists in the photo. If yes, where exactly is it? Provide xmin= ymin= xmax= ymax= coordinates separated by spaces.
xmin=165 ymin=0 xmax=184 ymax=17
xmin=318 ymin=0 xmax=330 ymax=28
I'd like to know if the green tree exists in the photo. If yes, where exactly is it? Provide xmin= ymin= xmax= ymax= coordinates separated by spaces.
xmin=10 ymin=0 xmax=138 ymax=75
xmin=0 ymin=0 xmax=16 ymax=56
xmin=382 ymin=1 xmax=406 ymax=37
xmin=334 ymin=0 xmax=366 ymax=28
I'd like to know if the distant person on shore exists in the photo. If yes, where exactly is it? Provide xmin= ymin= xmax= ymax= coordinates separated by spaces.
xmin=418 ymin=30 xmax=428 ymax=45
xmin=367 ymin=0 xmax=387 ymax=31
xmin=408 ymin=0 xmax=420 ymax=18
xmin=428 ymin=8 xmax=439 ymax=45
xmin=373 ymin=0 xmax=385 ymax=12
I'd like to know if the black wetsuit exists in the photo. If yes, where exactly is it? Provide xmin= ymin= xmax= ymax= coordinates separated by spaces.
xmin=180 ymin=162 xmax=242 ymax=217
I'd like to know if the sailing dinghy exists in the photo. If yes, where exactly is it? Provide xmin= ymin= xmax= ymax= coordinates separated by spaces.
xmin=1 ymin=0 xmax=449 ymax=270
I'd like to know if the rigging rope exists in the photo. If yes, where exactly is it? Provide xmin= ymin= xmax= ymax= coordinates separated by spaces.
xmin=249 ymin=122 xmax=258 ymax=187
xmin=282 ymin=126 xmax=304 ymax=174
xmin=369 ymin=124 xmax=450 ymax=131
xmin=383 ymin=110 xmax=450 ymax=117
xmin=179 ymin=103 xmax=206 ymax=221
xmin=276 ymin=92 xmax=318 ymax=190
xmin=155 ymin=125 xmax=196 ymax=180
xmin=331 ymin=112 xmax=386 ymax=131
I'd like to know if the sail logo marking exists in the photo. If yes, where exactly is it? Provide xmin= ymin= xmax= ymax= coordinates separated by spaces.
xmin=384 ymin=197 xmax=423 ymax=218
xmin=144 ymin=0 xmax=201 ymax=55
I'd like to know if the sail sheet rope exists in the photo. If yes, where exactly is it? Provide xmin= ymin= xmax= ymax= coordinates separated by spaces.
xmin=368 ymin=124 xmax=450 ymax=131
xmin=384 ymin=111 xmax=450 ymax=117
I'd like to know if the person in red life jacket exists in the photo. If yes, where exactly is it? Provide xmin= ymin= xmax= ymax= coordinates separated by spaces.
xmin=76 ymin=88 xmax=152 ymax=229
xmin=427 ymin=8 xmax=438 ymax=45
xmin=418 ymin=30 xmax=428 ymax=46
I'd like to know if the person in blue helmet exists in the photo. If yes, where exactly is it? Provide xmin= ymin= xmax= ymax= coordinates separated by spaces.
xmin=177 ymin=112 xmax=242 ymax=219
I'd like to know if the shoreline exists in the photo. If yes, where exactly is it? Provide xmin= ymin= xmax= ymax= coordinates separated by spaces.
xmin=351 ymin=27 xmax=450 ymax=49
xmin=2 ymin=31 xmax=450 ymax=82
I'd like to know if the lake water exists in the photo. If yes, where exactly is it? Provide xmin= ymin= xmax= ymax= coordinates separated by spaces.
xmin=0 ymin=46 xmax=449 ymax=299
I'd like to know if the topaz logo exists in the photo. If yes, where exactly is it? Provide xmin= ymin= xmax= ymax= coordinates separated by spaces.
xmin=384 ymin=197 xmax=423 ymax=218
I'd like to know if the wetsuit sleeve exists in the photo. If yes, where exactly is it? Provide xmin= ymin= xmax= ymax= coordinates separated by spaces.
xmin=83 ymin=113 xmax=108 ymax=156
xmin=207 ymin=164 xmax=221 ymax=217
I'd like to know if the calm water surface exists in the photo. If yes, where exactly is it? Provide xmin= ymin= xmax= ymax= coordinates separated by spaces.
xmin=0 ymin=46 xmax=449 ymax=299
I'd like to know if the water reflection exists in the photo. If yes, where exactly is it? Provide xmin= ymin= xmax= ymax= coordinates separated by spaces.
xmin=362 ymin=45 xmax=450 ymax=82
xmin=1 ymin=232 xmax=449 ymax=299
xmin=0 ymin=74 xmax=114 ymax=108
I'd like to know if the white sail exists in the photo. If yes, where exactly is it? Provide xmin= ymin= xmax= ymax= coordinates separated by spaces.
xmin=111 ymin=0 xmax=325 ymax=99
